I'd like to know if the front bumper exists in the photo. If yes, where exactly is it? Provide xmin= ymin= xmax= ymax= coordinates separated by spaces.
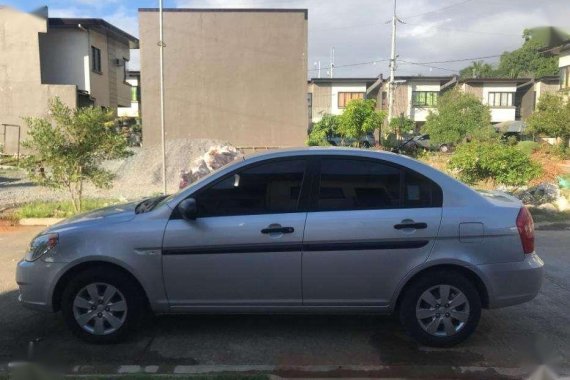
xmin=16 ymin=259 xmax=67 ymax=312
xmin=479 ymin=253 xmax=544 ymax=309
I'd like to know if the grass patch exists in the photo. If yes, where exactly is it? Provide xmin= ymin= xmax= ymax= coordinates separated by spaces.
xmin=529 ymin=207 xmax=570 ymax=223
xmin=13 ymin=199 xmax=121 ymax=219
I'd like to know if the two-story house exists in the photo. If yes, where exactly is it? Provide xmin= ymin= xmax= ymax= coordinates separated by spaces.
xmin=0 ymin=6 xmax=138 ymax=154
xmin=307 ymin=77 xmax=378 ymax=125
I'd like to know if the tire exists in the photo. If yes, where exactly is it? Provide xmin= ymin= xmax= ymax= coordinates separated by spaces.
xmin=61 ymin=267 xmax=145 ymax=344
xmin=361 ymin=141 xmax=371 ymax=149
xmin=399 ymin=270 xmax=481 ymax=347
xmin=439 ymin=144 xmax=449 ymax=153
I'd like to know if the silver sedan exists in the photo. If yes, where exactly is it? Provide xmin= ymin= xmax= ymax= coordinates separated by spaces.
xmin=16 ymin=148 xmax=543 ymax=346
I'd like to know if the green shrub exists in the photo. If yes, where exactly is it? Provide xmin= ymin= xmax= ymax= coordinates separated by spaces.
xmin=449 ymin=141 xmax=541 ymax=186
xmin=516 ymin=141 xmax=539 ymax=155
xmin=307 ymin=114 xmax=338 ymax=146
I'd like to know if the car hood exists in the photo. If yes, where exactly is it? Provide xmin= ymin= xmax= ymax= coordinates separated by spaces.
xmin=44 ymin=201 xmax=138 ymax=233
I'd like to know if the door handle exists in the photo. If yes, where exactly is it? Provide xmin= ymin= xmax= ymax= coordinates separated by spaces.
xmin=261 ymin=226 xmax=295 ymax=234
xmin=394 ymin=222 xmax=427 ymax=230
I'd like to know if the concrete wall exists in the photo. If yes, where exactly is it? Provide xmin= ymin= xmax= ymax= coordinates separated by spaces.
xmin=0 ymin=7 xmax=77 ymax=154
xmin=39 ymin=28 xmax=89 ymax=91
xmin=139 ymin=9 xmax=308 ymax=148
xmin=308 ymin=82 xmax=332 ymax=123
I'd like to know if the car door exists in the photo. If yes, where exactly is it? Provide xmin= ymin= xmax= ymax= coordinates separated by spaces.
xmin=162 ymin=158 xmax=310 ymax=311
xmin=302 ymin=157 xmax=443 ymax=308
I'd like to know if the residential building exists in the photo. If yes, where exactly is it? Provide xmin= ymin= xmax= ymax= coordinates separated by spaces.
xmin=518 ymin=76 xmax=560 ymax=120
xmin=118 ymin=70 xmax=141 ymax=119
xmin=139 ymin=8 xmax=308 ymax=148
xmin=0 ymin=6 xmax=138 ymax=154
xmin=368 ymin=76 xmax=455 ymax=130
xmin=557 ymin=40 xmax=570 ymax=95
xmin=307 ymin=78 xmax=377 ymax=124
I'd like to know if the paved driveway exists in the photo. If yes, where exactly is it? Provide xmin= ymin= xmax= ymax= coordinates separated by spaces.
xmin=0 ymin=226 xmax=568 ymax=378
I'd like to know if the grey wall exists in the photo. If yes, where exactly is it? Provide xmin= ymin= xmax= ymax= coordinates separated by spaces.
xmin=139 ymin=9 xmax=308 ymax=148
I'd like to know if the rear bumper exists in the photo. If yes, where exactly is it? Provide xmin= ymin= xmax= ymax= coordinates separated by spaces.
xmin=478 ymin=253 xmax=544 ymax=309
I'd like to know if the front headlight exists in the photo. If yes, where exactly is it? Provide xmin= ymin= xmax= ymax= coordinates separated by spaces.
xmin=25 ymin=233 xmax=59 ymax=262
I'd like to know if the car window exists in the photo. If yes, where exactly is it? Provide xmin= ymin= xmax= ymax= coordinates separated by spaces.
xmin=195 ymin=159 xmax=306 ymax=217
xmin=404 ymin=170 xmax=443 ymax=208
xmin=316 ymin=158 xmax=443 ymax=211
xmin=317 ymin=158 xmax=401 ymax=211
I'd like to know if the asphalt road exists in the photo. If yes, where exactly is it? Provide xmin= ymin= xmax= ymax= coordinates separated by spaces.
xmin=0 ymin=226 xmax=569 ymax=378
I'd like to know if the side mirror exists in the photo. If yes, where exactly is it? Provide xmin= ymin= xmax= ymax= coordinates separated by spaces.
xmin=178 ymin=198 xmax=197 ymax=220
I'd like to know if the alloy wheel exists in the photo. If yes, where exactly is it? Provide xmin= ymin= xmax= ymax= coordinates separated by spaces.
xmin=415 ymin=284 xmax=470 ymax=337
xmin=72 ymin=283 xmax=128 ymax=335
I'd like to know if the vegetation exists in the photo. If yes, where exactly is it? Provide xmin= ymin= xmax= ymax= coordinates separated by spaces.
xmin=526 ymin=93 xmax=570 ymax=155
xmin=422 ymin=89 xmax=493 ymax=145
xmin=307 ymin=99 xmax=385 ymax=147
xmin=13 ymin=199 xmax=120 ymax=219
xmin=307 ymin=114 xmax=338 ymax=146
xmin=448 ymin=141 xmax=542 ymax=187
xmin=337 ymin=99 xmax=385 ymax=145
xmin=459 ymin=29 xmax=559 ymax=79
xmin=389 ymin=115 xmax=416 ymax=136
xmin=22 ymin=98 xmax=132 ymax=212
xmin=516 ymin=141 xmax=540 ymax=155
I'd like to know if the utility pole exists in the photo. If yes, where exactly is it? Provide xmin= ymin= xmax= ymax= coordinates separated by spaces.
xmin=329 ymin=47 xmax=335 ymax=78
xmin=158 ymin=0 xmax=167 ymax=195
xmin=314 ymin=61 xmax=321 ymax=78
xmin=387 ymin=0 xmax=398 ymax=123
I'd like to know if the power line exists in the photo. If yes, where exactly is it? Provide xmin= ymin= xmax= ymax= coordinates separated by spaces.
xmin=399 ymin=60 xmax=459 ymax=73
xmin=307 ymin=53 xmax=503 ymax=74
xmin=400 ymin=0 xmax=473 ymax=20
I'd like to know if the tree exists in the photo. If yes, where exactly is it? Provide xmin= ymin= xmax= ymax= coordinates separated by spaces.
xmin=22 ymin=98 xmax=132 ymax=212
xmin=458 ymin=29 xmax=559 ymax=79
xmin=526 ymin=93 xmax=570 ymax=150
xmin=422 ymin=89 xmax=493 ymax=145
xmin=338 ymin=99 xmax=385 ymax=145
xmin=459 ymin=60 xmax=496 ymax=79
xmin=389 ymin=115 xmax=415 ymax=135
xmin=307 ymin=114 xmax=339 ymax=146
xmin=495 ymin=33 xmax=559 ymax=78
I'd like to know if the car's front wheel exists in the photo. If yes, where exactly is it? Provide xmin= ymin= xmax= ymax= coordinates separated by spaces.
xmin=399 ymin=270 xmax=481 ymax=347
xmin=61 ymin=267 xmax=145 ymax=343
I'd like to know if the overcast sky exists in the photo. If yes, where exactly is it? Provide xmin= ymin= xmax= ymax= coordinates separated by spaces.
xmin=7 ymin=0 xmax=570 ymax=78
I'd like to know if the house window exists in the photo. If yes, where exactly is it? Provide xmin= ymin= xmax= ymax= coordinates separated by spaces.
xmin=131 ymin=86 xmax=138 ymax=102
xmin=338 ymin=92 xmax=364 ymax=108
xmin=307 ymin=93 xmax=313 ymax=121
xmin=488 ymin=92 xmax=514 ymax=107
xmin=412 ymin=91 xmax=438 ymax=107
xmin=560 ymin=66 xmax=570 ymax=90
xmin=91 ymin=46 xmax=102 ymax=73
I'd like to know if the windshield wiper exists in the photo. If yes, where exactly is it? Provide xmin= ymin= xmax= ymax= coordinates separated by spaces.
xmin=135 ymin=196 xmax=167 ymax=214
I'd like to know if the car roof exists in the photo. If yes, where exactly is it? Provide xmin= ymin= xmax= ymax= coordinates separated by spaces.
xmin=243 ymin=147 xmax=399 ymax=161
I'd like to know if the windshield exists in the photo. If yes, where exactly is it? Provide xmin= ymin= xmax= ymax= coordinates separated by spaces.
xmin=152 ymin=156 xmax=245 ymax=209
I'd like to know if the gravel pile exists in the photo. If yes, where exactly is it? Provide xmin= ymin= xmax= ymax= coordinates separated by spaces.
xmin=101 ymin=138 xmax=230 ymax=199
xmin=0 ymin=138 xmax=231 ymax=208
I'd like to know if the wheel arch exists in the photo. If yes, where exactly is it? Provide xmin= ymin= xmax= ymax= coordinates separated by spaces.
xmin=51 ymin=260 xmax=150 ymax=312
xmin=394 ymin=264 xmax=490 ymax=312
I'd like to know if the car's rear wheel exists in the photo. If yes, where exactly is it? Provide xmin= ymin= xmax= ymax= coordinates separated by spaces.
xmin=399 ymin=271 xmax=481 ymax=347
xmin=61 ymin=268 xmax=144 ymax=343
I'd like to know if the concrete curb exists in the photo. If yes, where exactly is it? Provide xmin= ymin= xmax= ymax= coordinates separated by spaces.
xmin=18 ymin=218 xmax=64 ymax=226
xmin=2 ymin=363 xmax=569 ymax=379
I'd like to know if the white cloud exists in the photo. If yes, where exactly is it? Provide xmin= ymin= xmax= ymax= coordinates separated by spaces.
xmin=51 ymin=0 xmax=570 ymax=76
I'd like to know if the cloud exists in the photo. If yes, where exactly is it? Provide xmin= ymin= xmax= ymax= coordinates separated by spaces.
xmin=48 ymin=0 xmax=570 ymax=75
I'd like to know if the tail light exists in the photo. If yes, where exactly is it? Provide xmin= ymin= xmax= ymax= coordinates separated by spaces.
xmin=516 ymin=207 xmax=535 ymax=254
